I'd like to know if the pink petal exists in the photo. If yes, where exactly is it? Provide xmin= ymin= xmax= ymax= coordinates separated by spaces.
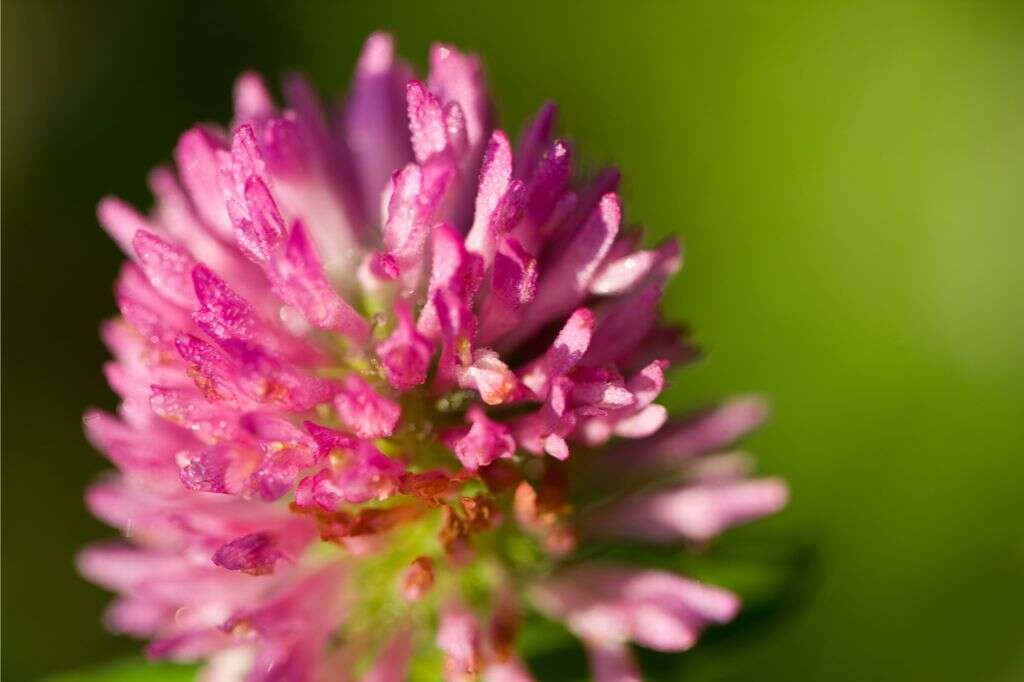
xmin=437 ymin=603 xmax=481 ymax=681
xmin=589 ymin=478 xmax=789 ymax=543
xmin=417 ymin=222 xmax=483 ymax=340
xmin=382 ymin=161 xmax=453 ymax=273
xmin=583 ymin=282 xmax=663 ymax=367
xmin=178 ymin=443 xmax=259 ymax=495
xmin=456 ymin=349 xmax=517 ymax=406
xmin=523 ymin=140 xmax=572 ymax=229
xmin=466 ymin=130 xmax=514 ymax=262
xmin=428 ymin=43 xmax=491 ymax=151
xmin=334 ymin=375 xmax=400 ymax=440
xmin=297 ymin=442 xmax=404 ymax=509
xmin=132 ymin=230 xmax=197 ymax=308
xmin=507 ymin=194 xmax=620 ymax=347
xmin=613 ymin=404 xmax=668 ymax=439
xmin=149 ymin=385 xmax=241 ymax=443
xmin=454 ymin=406 xmax=516 ymax=470
xmin=345 ymin=32 xmax=415 ymax=218
xmin=267 ymin=221 xmax=370 ymax=342
xmin=98 ymin=196 xmax=153 ymax=255
xmin=303 ymin=421 xmax=360 ymax=460
xmin=376 ymin=299 xmax=434 ymax=391
xmin=491 ymin=237 xmax=537 ymax=308
xmin=514 ymin=102 xmax=557 ymax=180
xmin=115 ymin=263 xmax=193 ymax=346
xmin=635 ymin=396 xmax=770 ymax=467
xmin=231 ymin=175 xmax=287 ymax=264
xmin=583 ymin=640 xmax=641 ymax=682
xmin=521 ymin=308 xmax=595 ymax=398
xmin=191 ymin=264 xmax=258 ymax=342
xmin=174 ymin=127 xmax=233 ymax=239
xmin=212 ymin=532 xmax=285 ymax=575
xmin=407 ymin=80 xmax=449 ymax=163
xmin=233 ymin=71 xmax=277 ymax=123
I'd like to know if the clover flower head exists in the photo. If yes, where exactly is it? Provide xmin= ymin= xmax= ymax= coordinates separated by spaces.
xmin=80 ymin=32 xmax=788 ymax=681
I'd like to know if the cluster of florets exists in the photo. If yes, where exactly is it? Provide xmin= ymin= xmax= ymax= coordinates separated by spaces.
xmin=80 ymin=33 xmax=787 ymax=681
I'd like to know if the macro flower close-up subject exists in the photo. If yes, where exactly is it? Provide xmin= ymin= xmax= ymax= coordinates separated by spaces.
xmin=78 ymin=32 xmax=789 ymax=681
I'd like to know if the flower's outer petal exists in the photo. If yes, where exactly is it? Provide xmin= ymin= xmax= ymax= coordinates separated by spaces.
xmin=629 ymin=396 xmax=770 ymax=468
xmin=132 ymin=230 xmax=198 ymax=308
xmin=491 ymin=237 xmax=538 ymax=309
xmin=533 ymin=565 xmax=739 ymax=656
xmin=523 ymin=140 xmax=572 ymax=232
xmin=586 ymin=478 xmax=789 ymax=543
xmin=477 ymin=237 xmax=539 ymax=345
xmin=583 ymin=240 xmax=681 ymax=367
xmin=175 ymin=127 xmax=233 ymax=239
xmin=303 ymin=420 xmax=360 ymax=460
xmin=98 ymin=196 xmax=155 ymax=255
xmin=115 ymin=263 xmax=194 ymax=347
xmin=233 ymin=71 xmax=277 ymax=123
xmin=345 ymin=33 xmax=415 ymax=220
xmin=428 ymin=43 xmax=491 ymax=153
xmin=613 ymin=404 xmax=668 ymax=439
xmin=514 ymin=103 xmax=556 ymax=180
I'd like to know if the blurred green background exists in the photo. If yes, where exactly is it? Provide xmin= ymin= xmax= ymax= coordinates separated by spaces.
xmin=3 ymin=1 xmax=1022 ymax=680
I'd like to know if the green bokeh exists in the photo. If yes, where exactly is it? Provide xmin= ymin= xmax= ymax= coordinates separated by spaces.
xmin=3 ymin=1 xmax=1022 ymax=680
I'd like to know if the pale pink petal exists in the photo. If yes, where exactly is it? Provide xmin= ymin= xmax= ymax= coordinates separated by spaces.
xmin=588 ymin=478 xmax=789 ymax=543
xmin=437 ymin=603 xmax=481 ymax=681
xmin=613 ymin=404 xmax=668 ymax=439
